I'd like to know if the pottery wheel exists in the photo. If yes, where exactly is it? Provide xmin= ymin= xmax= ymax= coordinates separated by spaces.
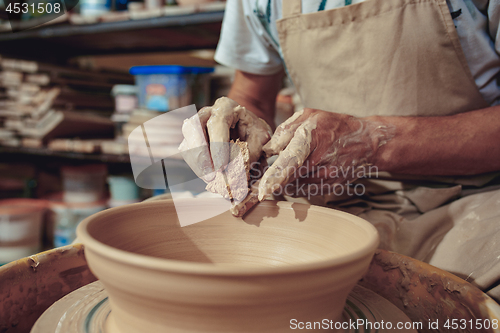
xmin=31 ymin=281 xmax=417 ymax=333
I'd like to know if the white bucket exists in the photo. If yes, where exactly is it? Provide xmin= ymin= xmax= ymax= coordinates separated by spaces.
xmin=45 ymin=193 xmax=107 ymax=248
xmin=61 ymin=165 xmax=107 ymax=204
xmin=0 ymin=199 xmax=47 ymax=265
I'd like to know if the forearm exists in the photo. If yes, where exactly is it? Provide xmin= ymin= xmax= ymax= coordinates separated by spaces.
xmin=227 ymin=70 xmax=284 ymax=129
xmin=368 ymin=106 xmax=500 ymax=176
xmin=228 ymin=87 xmax=273 ymax=125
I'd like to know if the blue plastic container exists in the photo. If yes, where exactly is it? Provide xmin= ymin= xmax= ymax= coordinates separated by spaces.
xmin=80 ymin=0 xmax=112 ymax=16
xmin=130 ymin=65 xmax=214 ymax=112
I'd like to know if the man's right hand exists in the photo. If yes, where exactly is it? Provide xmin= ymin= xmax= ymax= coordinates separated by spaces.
xmin=179 ymin=97 xmax=272 ymax=182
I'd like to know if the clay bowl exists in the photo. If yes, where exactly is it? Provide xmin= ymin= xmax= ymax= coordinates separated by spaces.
xmin=76 ymin=199 xmax=379 ymax=333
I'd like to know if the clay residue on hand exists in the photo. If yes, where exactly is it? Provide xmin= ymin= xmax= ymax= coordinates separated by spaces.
xmin=206 ymin=97 xmax=272 ymax=170
xmin=179 ymin=97 xmax=272 ymax=217
xmin=179 ymin=111 xmax=215 ymax=182
xmin=259 ymin=116 xmax=317 ymax=201
xmin=205 ymin=140 xmax=250 ymax=203
xmin=262 ymin=109 xmax=304 ymax=156
xmin=230 ymin=179 xmax=261 ymax=217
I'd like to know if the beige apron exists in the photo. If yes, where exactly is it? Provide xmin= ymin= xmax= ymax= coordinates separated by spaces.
xmin=276 ymin=0 xmax=500 ymax=301
xmin=277 ymin=0 xmax=489 ymax=116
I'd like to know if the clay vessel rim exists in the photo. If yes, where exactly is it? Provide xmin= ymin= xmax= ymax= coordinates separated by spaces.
xmin=76 ymin=199 xmax=379 ymax=276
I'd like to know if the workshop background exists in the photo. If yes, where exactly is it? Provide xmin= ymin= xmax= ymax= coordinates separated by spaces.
xmin=0 ymin=0 xmax=295 ymax=264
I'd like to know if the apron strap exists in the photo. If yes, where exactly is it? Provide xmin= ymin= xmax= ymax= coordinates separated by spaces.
xmin=282 ymin=0 xmax=302 ymax=18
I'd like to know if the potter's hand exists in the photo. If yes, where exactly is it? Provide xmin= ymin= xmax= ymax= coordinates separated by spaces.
xmin=258 ymin=109 xmax=395 ymax=200
xmin=179 ymin=97 xmax=272 ymax=182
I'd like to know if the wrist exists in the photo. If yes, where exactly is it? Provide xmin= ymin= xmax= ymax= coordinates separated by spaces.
xmin=361 ymin=115 xmax=399 ymax=172
xmin=228 ymin=91 xmax=276 ymax=130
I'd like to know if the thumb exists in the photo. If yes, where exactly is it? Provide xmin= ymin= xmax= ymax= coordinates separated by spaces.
xmin=259 ymin=119 xmax=316 ymax=201
xmin=262 ymin=109 xmax=305 ymax=156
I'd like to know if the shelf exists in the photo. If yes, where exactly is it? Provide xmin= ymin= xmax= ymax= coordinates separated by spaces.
xmin=0 ymin=145 xmax=188 ymax=168
xmin=0 ymin=10 xmax=224 ymax=61
xmin=0 ymin=145 xmax=131 ymax=163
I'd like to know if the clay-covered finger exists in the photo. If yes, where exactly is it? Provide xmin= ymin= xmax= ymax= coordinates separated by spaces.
xmin=258 ymin=120 xmax=316 ymax=201
xmin=237 ymin=110 xmax=272 ymax=164
xmin=262 ymin=110 xmax=304 ymax=157
xmin=198 ymin=106 xmax=212 ymax=122
xmin=207 ymin=97 xmax=242 ymax=171
xmin=197 ymin=106 xmax=212 ymax=142
xmin=179 ymin=112 xmax=215 ymax=182
xmin=230 ymin=179 xmax=261 ymax=217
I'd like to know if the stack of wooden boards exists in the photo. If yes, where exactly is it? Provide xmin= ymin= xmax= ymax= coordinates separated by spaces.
xmin=0 ymin=56 xmax=133 ymax=149
xmin=103 ymin=108 xmax=164 ymax=156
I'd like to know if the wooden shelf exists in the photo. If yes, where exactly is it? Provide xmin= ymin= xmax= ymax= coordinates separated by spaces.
xmin=0 ymin=10 xmax=224 ymax=61
xmin=0 ymin=145 xmax=130 ymax=163
xmin=0 ymin=10 xmax=224 ymax=169
xmin=0 ymin=145 xmax=188 ymax=168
